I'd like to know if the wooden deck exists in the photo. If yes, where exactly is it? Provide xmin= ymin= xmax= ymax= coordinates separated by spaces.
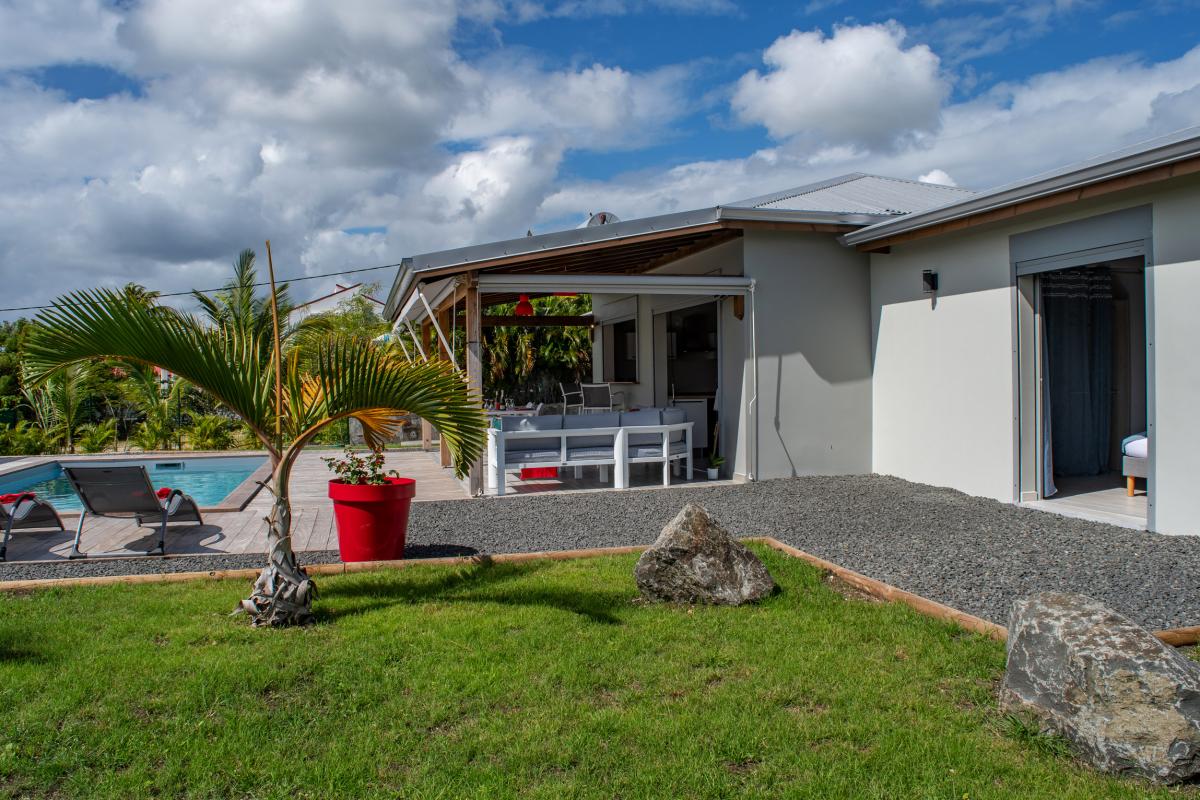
xmin=3 ymin=450 xmax=469 ymax=563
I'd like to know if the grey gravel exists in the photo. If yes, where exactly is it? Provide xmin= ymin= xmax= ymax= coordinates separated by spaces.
xmin=2 ymin=475 xmax=1197 ymax=631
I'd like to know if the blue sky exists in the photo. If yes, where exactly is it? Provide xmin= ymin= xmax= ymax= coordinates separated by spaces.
xmin=0 ymin=0 xmax=1197 ymax=314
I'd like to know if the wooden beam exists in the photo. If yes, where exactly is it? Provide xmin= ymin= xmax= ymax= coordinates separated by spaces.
xmin=858 ymin=154 xmax=1200 ymax=252
xmin=464 ymin=271 xmax=484 ymax=496
xmin=437 ymin=304 xmax=453 ymax=468
xmin=482 ymin=315 xmax=594 ymax=327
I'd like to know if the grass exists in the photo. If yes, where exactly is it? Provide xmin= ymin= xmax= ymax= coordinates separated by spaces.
xmin=0 ymin=547 xmax=1186 ymax=799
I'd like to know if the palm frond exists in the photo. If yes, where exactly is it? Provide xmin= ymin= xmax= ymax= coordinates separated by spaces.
xmin=288 ymin=337 xmax=486 ymax=477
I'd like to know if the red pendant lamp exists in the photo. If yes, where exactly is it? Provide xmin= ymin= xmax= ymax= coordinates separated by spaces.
xmin=514 ymin=294 xmax=534 ymax=317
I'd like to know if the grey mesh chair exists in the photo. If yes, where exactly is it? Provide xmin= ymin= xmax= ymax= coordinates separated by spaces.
xmin=0 ymin=493 xmax=65 ymax=562
xmin=560 ymin=382 xmax=583 ymax=414
xmin=64 ymin=465 xmax=203 ymax=558
xmin=580 ymin=383 xmax=614 ymax=413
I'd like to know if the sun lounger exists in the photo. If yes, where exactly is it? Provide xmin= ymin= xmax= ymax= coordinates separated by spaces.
xmin=0 ymin=492 xmax=66 ymax=562
xmin=63 ymin=465 xmax=203 ymax=558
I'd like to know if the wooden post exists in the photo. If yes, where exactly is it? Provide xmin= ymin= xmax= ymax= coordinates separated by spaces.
xmin=420 ymin=321 xmax=434 ymax=451
xmin=465 ymin=271 xmax=484 ymax=496
xmin=437 ymin=303 xmax=453 ymax=468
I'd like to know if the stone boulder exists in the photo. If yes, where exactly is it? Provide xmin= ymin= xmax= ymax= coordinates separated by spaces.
xmin=1000 ymin=591 xmax=1200 ymax=784
xmin=634 ymin=504 xmax=774 ymax=605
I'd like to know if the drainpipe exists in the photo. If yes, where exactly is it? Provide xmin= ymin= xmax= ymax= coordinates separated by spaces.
xmin=748 ymin=279 xmax=759 ymax=482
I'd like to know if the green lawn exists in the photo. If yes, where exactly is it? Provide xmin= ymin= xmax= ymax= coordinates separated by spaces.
xmin=0 ymin=548 xmax=1184 ymax=799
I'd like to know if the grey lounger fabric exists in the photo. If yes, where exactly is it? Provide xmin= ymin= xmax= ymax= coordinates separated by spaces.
xmin=63 ymin=465 xmax=203 ymax=558
xmin=0 ymin=493 xmax=66 ymax=561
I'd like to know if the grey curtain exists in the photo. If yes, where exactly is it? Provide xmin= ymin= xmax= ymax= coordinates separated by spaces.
xmin=1042 ymin=267 xmax=1113 ymax=477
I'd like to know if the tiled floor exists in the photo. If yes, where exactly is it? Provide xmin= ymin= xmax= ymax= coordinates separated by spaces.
xmin=1022 ymin=473 xmax=1148 ymax=530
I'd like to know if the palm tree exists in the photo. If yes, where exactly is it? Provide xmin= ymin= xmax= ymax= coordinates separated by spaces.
xmin=194 ymin=249 xmax=331 ymax=353
xmin=24 ymin=290 xmax=486 ymax=627
xmin=21 ymin=362 xmax=90 ymax=453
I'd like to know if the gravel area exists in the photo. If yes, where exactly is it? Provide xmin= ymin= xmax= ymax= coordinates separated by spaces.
xmin=3 ymin=476 xmax=1198 ymax=631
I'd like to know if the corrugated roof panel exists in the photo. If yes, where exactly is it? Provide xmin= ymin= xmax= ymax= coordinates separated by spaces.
xmin=737 ymin=174 xmax=974 ymax=215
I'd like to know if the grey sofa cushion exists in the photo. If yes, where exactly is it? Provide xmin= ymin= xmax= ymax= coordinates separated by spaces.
xmin=630 ymin=441 xmax=689 ymax=458
xmin=503 ymin=449 xmax=560 ymax=463
xmin=662 ymin=408 xmax=687 ymax=443
xmin=566 ymin=446 xmax=615 ymax=460
xmin=620 ymin=409 xmax=662 ymax=445
xmin=565 ymin=412 xmax=619 ymax=449
xmin=501 ymin=414 xmax=563 ymax=453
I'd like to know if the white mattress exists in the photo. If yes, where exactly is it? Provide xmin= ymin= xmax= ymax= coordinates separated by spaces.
xmin=1124 ymin=436 xmax=1148 ymax=459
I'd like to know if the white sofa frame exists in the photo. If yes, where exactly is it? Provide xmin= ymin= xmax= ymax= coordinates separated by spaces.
xmin=486 ymin=422 xmax=693 ymax=496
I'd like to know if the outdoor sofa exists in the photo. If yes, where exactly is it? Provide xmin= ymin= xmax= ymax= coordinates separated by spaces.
xmin=486 ymin=408 xmax=693 ymax=496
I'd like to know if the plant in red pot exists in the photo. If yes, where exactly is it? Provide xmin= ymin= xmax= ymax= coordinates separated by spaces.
xmin=324 ymin=447 xmax=416 ymax=562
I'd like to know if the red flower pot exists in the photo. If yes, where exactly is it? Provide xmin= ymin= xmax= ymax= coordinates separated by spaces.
xmin=328 ymin=477 xmax=416 ymax=562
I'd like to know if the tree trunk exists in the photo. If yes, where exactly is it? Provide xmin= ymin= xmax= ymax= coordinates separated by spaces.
xmin=237 ymin=453 xmax=317 ymax=627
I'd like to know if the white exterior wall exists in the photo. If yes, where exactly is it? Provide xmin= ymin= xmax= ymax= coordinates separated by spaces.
xmin=743 ymin=230 xmax=873 ymax=479
xmin=870 ymin=235 xmax=1016 ymax=500
xmin=1147 ymin=177 xmax=1200 ymax=534
xmin=871 ymin=174 xmax=1200 ymax=532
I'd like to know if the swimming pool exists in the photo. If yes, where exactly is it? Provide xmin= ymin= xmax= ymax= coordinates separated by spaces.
xmin=0 ymin=455 xmax=268 ymax=512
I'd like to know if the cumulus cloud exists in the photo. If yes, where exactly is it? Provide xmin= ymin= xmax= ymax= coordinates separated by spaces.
xmin=549 ymin=43 xmax=1200 ymax=219
xmin=917 ymin=169 xmax=956 ymax=186
xmin=2 ymin=4 xmax=1200 ymax=322
xmin=731 ymin=22 xmax=948 ymax=151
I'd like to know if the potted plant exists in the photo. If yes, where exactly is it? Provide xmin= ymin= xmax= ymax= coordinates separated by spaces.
xmin=707 ymin=455 xmax=724 ymax=480
xmin=324 ymin=446 xmax=416 ymax=562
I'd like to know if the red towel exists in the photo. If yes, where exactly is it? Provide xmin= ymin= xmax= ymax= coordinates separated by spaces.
xmin=0 ymin=492 xmax=26 ymax=504
xmin=156 ymin=487 xmax=172 ymax=499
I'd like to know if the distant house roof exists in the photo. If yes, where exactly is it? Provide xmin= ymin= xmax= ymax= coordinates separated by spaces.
xmin=293 ymin=283 xmax=384 ymax=319
xmin=844 ymin=126 xmax=1200 ymax=248
xmin=727 ymin=173 xmax=973 ymax=216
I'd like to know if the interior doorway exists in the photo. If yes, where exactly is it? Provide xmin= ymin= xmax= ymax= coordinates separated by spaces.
xmin=656 ymin=301 xmax=719 ymax=459
xmin=1018 ymin=257 xmax=1149 ymax=528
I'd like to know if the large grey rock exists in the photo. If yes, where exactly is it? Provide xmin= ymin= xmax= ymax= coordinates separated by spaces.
xmin=634 ymin=504 xmax=774 ymax=605
xmin=1000 ymin=591 xmax=1200 ymax=783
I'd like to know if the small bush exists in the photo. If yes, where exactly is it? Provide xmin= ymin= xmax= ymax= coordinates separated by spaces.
xmin=78 ymin=418 xmax=118 ymax=453
xmin=186 ymin=414 xmax=233 ymax=450
xmin=0 ymin=421 xmax=50 ymax=456
xmin=130 ymin=419 xmax=174 ymax=451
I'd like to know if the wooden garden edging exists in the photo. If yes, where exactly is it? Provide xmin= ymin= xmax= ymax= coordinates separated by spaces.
xmin=2 ymin=536 xmax=1196 ymax=647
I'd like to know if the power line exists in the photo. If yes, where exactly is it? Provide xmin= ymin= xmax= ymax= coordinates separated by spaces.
xmin=0 ymin=259 xmax=406 ymax=314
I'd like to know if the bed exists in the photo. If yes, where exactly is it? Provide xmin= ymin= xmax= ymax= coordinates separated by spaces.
xmin=1122 ymin=433 xmax=1148 ymax=497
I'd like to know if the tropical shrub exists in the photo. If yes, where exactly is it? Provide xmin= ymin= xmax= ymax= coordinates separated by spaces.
xmin=187 ymin=414 xmax=234 ymax=450
xmin=0 ymin=421 xmax=50 ymax=456
xmin=130 ymin=418 xmax=174 ymax=451
xmin=78 ymin=418 xmax=118 ymax=453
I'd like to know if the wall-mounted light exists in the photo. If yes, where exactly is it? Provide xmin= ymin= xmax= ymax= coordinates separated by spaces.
xmin=922 ymin=270 xmax=939 ymax=294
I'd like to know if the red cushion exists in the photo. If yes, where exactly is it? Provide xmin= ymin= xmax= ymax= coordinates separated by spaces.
xmin=156 ymin=487 xmax=172 ymax=499
xmin=0 ymin=493 xmax=23 ymax=503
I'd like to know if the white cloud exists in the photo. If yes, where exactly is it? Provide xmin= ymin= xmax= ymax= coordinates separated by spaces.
xmin=917 ymin=169 xmax=956 ymax=186
xmin=0 ymin=0 xmax=127 ymax=70
xmin=1 ymin=5 xmax=1199 ymax=323
xmin=731 ymin=23 xmax=948 ymax=151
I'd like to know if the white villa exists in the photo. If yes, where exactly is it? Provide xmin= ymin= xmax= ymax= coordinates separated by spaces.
xmin=385 ymin=127 xmax=1200 ymax=536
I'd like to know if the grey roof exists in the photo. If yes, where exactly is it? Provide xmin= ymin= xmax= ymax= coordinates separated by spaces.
xmin=728 ymin=173 xmax=973 ymax=216
xmin=384 ymin=173 xmax=977 ymax=318
xmin=845 ymin=126 xmax=1200 ymax=246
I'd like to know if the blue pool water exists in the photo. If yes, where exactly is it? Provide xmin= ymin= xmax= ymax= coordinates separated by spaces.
xmin=0 ymin=456 xmax=266 ymax=512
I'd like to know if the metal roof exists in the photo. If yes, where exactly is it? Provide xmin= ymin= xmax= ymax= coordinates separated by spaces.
xmin=728 ymin=173 xmax=973 ymax=216
xmin=844 ymin=126 xmax=1200 ymax=247
xmin=384 ymin=172 xmax=978 ymax=318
